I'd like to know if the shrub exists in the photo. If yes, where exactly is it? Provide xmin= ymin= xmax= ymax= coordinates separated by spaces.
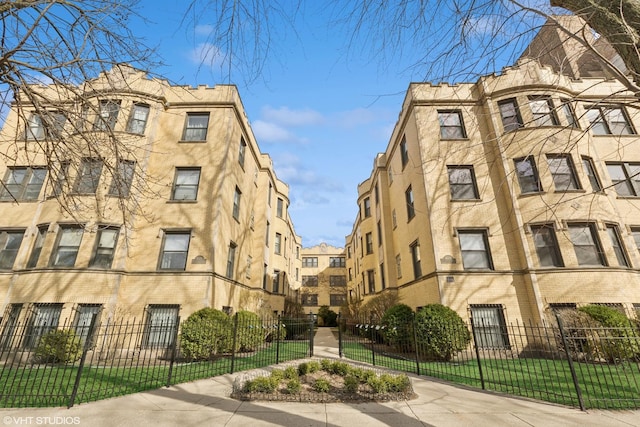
xmin=350 ymin=367 xmax=376 ymax=383
xmin=344 ymin=375 xmax=359 ymax=393
xmin=270 ymin=369 xmax=285 ymax=382
xmin=297 ymin=361 xmax=320 ymax=376
xmin=366 ymin=376 xmax=387 ymax=393
xmin=313 ymin=378 xmax=331 ymax=393
xmin=328 ymin=361 xmax=350 ymax=376
xmin=245 ymin=376 xmax=278 ymax=393
xmin=285 ymin=378 xmax=301 ymax=394
xmin=380 ymin=373 xmax=411 ymax=393
xmin=235 ymin=311 xmax=264 ymax=352
xmin=283 ymin=366 xmax=298 ymax=379
xmin=179 ymin=308 xmax=232 ymax=360
xmin=414 ymin=304 xmax=470 ymax=361
xmin=578 ymin=305 xmax=640 ymax=362
xmin=318 ymin=306 xmax=338 ymax=327
xmin=381 ymin=304 xmax=414 ymax=350
xmin=33 ymin=329 xmax=82 ymax=364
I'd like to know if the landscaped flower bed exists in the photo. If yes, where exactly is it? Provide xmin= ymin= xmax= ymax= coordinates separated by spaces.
xmin=231 ymin=358 xmax=416 ymax=402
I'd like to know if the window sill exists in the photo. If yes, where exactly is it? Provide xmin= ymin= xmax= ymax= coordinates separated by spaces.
xmin=450 ymin=198 xmax=482 ymax=202
xmin=517 ymin=191 xmax=546 ymax=198
xmin=178 ymin=140 xmax=207 ymax=143
xmin=440 ymin=137 xmax=469 ymax=141
xmin=157 ymin=269 xmax=187 ymax=272
xmin=553 ymin=189 xmax=585 ymax=194
xmin=167 ymin=200 xmax=198 ymax=203
xmin=592 ymin=133 xmax=637 ymax=137
xmin=0 ymin=199 xmax=39 ymax=203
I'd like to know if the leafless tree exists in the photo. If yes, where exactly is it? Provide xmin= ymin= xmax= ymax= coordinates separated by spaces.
xmin=0 ymin=1 xmax=162 ymax=232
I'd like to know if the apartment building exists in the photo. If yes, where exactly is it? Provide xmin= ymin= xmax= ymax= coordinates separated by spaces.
xmin=299 ymin=244 xmax=347 ymax=316
xmin=345 ymin=17 xmax=640 ymax=337
xmin=0 ymin=65 xmax=301 ymax=345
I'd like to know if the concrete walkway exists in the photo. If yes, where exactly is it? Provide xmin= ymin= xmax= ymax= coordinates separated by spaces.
xmin=1 ymin=328 xmax=638 ymax=426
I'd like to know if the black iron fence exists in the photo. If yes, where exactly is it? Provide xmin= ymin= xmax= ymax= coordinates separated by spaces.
xmin=339 ymin=314 xmax=640 ymax=410
xmin=0 ymin=313 xmax=313 ymax=408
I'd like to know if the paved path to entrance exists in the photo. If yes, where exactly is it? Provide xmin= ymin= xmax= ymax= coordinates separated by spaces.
xmin=1 ymin=328 xmax=638 ymax=426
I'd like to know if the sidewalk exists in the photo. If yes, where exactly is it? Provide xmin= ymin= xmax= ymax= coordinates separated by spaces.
xmin=1 ymin=328 xmax=638 ymax=427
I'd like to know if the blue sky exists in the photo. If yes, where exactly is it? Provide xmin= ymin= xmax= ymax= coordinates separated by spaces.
xmin=132 ymin=1 xmax=544 ymax=248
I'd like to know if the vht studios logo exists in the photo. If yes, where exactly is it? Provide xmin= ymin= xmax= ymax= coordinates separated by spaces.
xmin=3 ymin=416 xmax=81 ymax=425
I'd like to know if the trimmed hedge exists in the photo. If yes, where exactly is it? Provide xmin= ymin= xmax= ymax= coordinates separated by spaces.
xmin=179 ymin=308 xmax=232 ymax=360
xmin=414 ymin=304 xmax=470 ymax=361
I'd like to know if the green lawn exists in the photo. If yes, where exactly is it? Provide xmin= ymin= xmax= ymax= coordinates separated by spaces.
xmin=341 ymin=341 xmax=640 ymax=409
xmin=0 ymin=340 xmax=309 ymax=408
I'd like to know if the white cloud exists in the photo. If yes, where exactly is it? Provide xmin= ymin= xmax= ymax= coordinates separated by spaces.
xmin=188 ymin=43 xmax=223 ymax=67
xmin=194 ymin=24 xmax=214 ymax=36
xmin=261 ymin=105 xmax=324 ymax=127
xmin=252 ymin=120 xmax=306 ymax=143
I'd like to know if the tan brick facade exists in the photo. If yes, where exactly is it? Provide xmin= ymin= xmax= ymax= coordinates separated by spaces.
xmin=346 ymin=19 xmax=640 ymax=326
xmin=0 ymin=66 xmax=301 ymax=330
xmin=299 ymin=244 xmax=347 ymax=316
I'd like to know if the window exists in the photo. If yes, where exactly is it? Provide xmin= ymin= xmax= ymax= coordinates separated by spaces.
xmin=367 ymin=269 xmax=375 ymax=294
xmin=108 ymin=159 xmax=135 ymax=197
xmin=262 ymin=264 xmax=268 ymax=289
xmin=632 ymin=227 xmax=640 ymax=252
xmin=74 ymin=304 xmax=102 ymax=346
xmin=392 ymin=209 xmax=397 ymax=228
xmin=365 ymin=232 xmax=373 ymax=254
xmin=93 ymin=100 xmax=120 ymax=131
xmin=273 ymin=270 xmax=281 ymax=293
xmin=396 ymin=254 xmax=402 ymax=278
xmin=329 ymin=275 xmax=346 ymax=287
xmin=438 ymin=111 xmax=466 ymax=139
xmin=126 ymin=103 xmax=150 ymax=134
xmin=329 ymin=257 xmax=345 ymax=268
xmin=606 ymin=224 xmax=629 ymax=267
xmin=301 ymin=294 xmax=318 ymax=306
xmin=50 ymin=225 xmax=84 ymax=267
xmin=246 ymin=255 xmax=252 ymax=279
xmin=275 ymin=233 xmax=282 ymax=255
xmin=0 ymin=230 xmax=24 ymax=269
xmin=380 ymin=263 xmax=386 ymax=289
xmin=226 ymin=242 xmax=237 ymax=278
xmin=458 ymin=230 xmax=493 ymax=269
xmin=276 ymin=198 xmax=284 ymax=218
xmin=405 ymin=185 xmax=415 ymax=220
xmin=0 ymin=167 xmax=46 ymax=201
xmin=606 ymin=163 xmax=640 ymax=196
xmin=585 ymin=106 xmax=634 ymax=135
xmin=26 ymin=225 xmax=47 ymax=268
xmin=233 ymin=186 xmax=242 ymax=219
xmin=265 ymin=221 xmax=270 ymax=246
xmin=330 ymin=294 xmax=346 ymax=306
xmin=560 ymin=99 xmax=578 ymax=128
xmin=171 ymin=168 xmax=200 ymax=200
xmin=144 ymin=305 xmax=179 ymax=348
xmin=0 ymin=304 xmax=22 ymax=350
xmin=470 ymin=305 xmax=509 ymax=349
xmin=302 ymin=257 xmax=318 ymax=267
xmin=75 ymin=158 xmax=103 ymax=194
xmin=159 ymin=231 xmax=190 ymax=270
xmin=400 ymin=135 xmax=409 ymax=169
xmin=51 ymin=160 xmax=70 ymax=197
xmin=90 ymin=227 xmax=119 ymax=269
xmin=268 ymin=182 xmax=272 ymax=206
xmin=498 ymin=98 xmax=523 ymax=132
xmin=377 ymin=221 xmax=383 ymax=246
xmin=447 ymin=166 xmax=479 ymax=200
xmin=374 ymin=183 xmax=379 ymax=204
xmin=302 ymin=275 xmax=318 ymax=287
xmin=568 ymin=223 xmax=606 ymax=266
xmin=582 ymin=157 xmax=602 ymax=192
xmin=25 ymin=112 xmax=66 ymax=140
xmin=410 ymin=241 xmax=422 ymax=279
xmin=546 ymin=154 xmax=580 ymax=191
xmin=528 ymin=96 xmax=558 ymax=126
xmin=25 ymin=304 xmax=62 ymax=348
xmin=514 ymin=157 xmax=542 ymax=194
xmin=531 ymin=224 xmax=563 ymax=267
xmin=238 ymin=137 xmax=247 ymax=167
xmin=363 ymin=197 xmax=371 ymax=218
xmin=348 ymin=267 xmax=353 ymax=281
xmin=182 ymin=113 xmax=209 ymax=141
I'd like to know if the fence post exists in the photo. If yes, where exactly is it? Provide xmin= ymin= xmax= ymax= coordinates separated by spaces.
xmin=369 ymin=317 xmax=376 ymax=367
xmin=338 ymin=314 xmax=343 ymax=358
xmin=469 ymin=316 xmax=486 ymax=390
xmin=555 ymin=313 xmax=585 ymax=411
xmin=67 ymin=313 xmax=98 ymax=408
xmin=166 ymin=315 xmax=181 ymax=387
xmin=275 ymin=315 xmax=281 ymax=364
xmin=412 ymin=313 xmax=420 ymax=376
xmin=230 ymin=312 xmax=239 ymax=374
xmin=309 ymin=312 xmax=314 ymax=357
